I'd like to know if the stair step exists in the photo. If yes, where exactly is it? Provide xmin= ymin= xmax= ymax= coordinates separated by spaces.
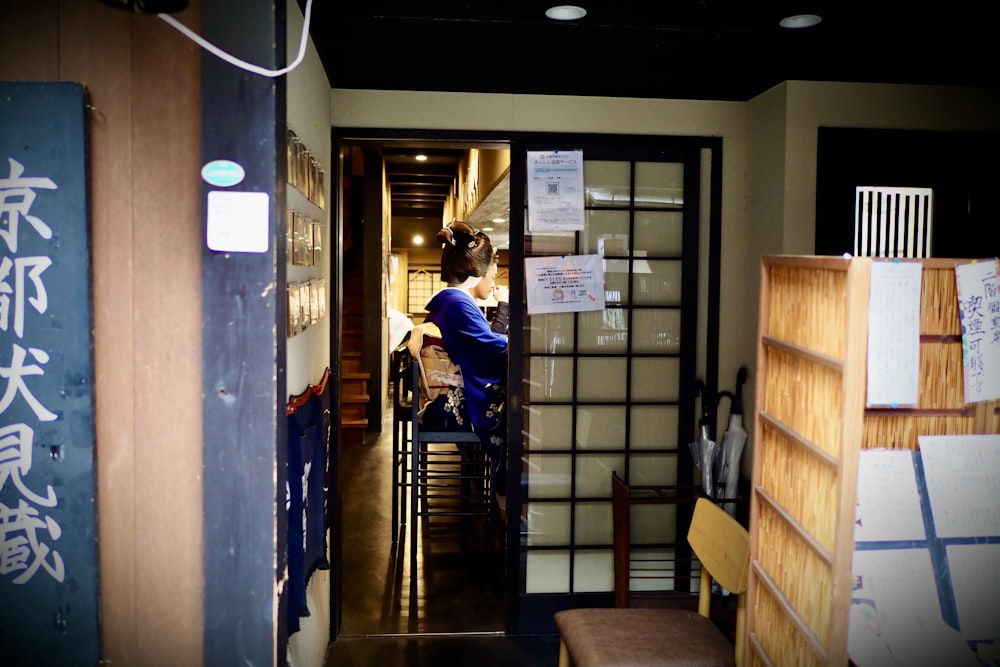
xmin=341 ymin=406 xmax=368 ymax=422
xmin=342 ymin=393 xmax=370 ymax=403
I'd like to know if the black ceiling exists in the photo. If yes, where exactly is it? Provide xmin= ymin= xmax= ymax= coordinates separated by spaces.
xmin=300 ymin=1 xmax=997 ymax=102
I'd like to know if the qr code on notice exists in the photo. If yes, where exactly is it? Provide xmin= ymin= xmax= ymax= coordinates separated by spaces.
xmin=547 ymin=181 xmax=560 ymax=195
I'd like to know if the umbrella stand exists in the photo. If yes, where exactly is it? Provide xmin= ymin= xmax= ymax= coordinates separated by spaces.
xmin=717 ymin=367 xmax=748 ymax=517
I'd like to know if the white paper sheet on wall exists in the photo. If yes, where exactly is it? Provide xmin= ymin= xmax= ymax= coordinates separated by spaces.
xmin=918 ymin=434 xmax=1000 ymax=539
xmin=954 ymin=258 xmax=1000 ymax=403
xmin=946 ymin=543 xmax=1000 ymax=641
xmin=866 ymin=260 xmax=922 ymax=408
xmin=855 ymin=450 xmax=926 ymax=542
xmin=850 ymin=549 xmax=978 ymax=667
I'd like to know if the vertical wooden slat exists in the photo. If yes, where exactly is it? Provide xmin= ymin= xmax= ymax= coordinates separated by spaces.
xmin=745 ymin=258 xmax=772 ymax=662
xmin=130 ymin=5 xmax=204 ymax=666
xmin=56 ymin=3 xmax=141 ymax=664
xmin=827 ymin=257 xmax=869 ymax=667
xmin=0 ymin=1 xmax=60 ymax=80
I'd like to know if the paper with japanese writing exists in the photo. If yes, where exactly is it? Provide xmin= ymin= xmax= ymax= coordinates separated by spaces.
xmin=855 ymin=450 xmax=925 ymax=542
xmin=954 ymin=258 xmax=1000 ymax=403
xmin=526 ymin=150 xmax=584 ymax=232
xmin=918 ymin=434 xmax=1000 ymax=538
xmin=866 ymin=260 xmax=922 ymax=407
xmin=525 ymin=254 xmax=605 ymax=314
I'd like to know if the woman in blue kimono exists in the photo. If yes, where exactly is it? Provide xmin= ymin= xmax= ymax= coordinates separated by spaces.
xmin=423 ymin=221 xmax=509 ymax=508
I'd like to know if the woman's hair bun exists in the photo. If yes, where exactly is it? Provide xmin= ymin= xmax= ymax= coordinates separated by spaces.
xmin=435 ymin=227 xmax=456 ymax=246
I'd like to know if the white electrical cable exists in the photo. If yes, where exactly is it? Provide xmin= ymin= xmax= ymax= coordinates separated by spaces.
xmin=158 ymin=0 xmax=313 ymax=78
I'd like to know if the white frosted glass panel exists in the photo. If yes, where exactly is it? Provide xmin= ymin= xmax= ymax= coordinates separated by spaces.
xmin=575 ymin=454 xmax=626 ymax=497
xmin=525 ymin=226 xmax=576 ymax=254
xmin=577 ymin=358 xmax=626 ymax=401
xmin=602 ymin=271 xmax=629 ymax=307
xmin=634 ymin=161 xmax=683 ymax=206
xmin=632 ymin=309 xmax=681 ymax=353
xmin=629 ymin=547 xmax=680 ymax=592
xmin=523 ymin=405 xmax=573 ymax=451
xmin=633 ymin=260 xmax=682 ymax=306
xmin=526 ymin=502 xmax=570 ymax=546
xmin=527 ymin=312 xmax=575 ymax=354
xmin=584 ymin=160 xmax=631 ymax=208
xmin=630 ymin=406 xmax=679 ymax=450
xmin=574 ymin=550 xmax=614 ymax=592
xmin=574 ymin=502 xmax=613 ymax=545
xmin=576 ymin=406 xmax=626 ymax=450
xmin=631 ymin=357 xmax=680 ymax=402
xmin=526 ymin=551 xmax=570 ymax=593
xmin=628 ymin=453 xmax=678 ymax=486
xmin=583 ymin=210 xmax=629 ymax=254
xmin=578 ymin=309 xmax=627 ymax=352
xmin=633 ymin=503 xmax=679 ymax=544
xmin=635 ymin=211 xmax=683 ymax=255
xmin=526 ymin=357 xmax=574 ymax=401
xmin=525 ymin=454 xmax=572 ymax=497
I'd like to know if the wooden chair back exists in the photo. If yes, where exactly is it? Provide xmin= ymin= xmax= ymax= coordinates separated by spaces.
xmin=688 ymin=496 xmax=750 ymax=665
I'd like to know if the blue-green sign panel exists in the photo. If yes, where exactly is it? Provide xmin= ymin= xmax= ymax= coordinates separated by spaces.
xmin=0 ymin=82 xmax=99 ymax=666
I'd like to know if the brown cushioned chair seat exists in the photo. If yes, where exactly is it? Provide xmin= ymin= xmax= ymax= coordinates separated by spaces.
xmin=554 ymin=608 xmax=735 ymax=667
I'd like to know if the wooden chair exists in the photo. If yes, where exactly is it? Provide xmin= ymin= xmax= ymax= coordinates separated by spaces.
xmin=554 ymin=497 xmax=750 ymax=667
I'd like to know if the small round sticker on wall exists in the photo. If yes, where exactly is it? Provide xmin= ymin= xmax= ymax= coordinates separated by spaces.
xmin=201 ymin=159 xmax=246 ymax=187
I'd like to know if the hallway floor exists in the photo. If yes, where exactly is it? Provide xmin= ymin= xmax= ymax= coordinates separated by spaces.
xmin=325 ymin=409 xmax=560 ymax=666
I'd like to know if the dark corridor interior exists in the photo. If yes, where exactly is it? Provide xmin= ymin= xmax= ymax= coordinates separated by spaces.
xmin=325 ymin=410 xmax=560 ymax=665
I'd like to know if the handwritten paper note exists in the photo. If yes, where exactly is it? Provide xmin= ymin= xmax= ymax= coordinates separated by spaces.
xmin=954 ymin=258 xmax=1000 ymax=403
xmin=918 ymin=434 xmax=1000 ymax=539
xmin=867 ymin=260 xmax=922 ymax=408
xmin=855 ymin=450 xmax=926 ymax=541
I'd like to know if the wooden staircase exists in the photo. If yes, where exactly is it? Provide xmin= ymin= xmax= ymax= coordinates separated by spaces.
xmin=340 ymin=292 xmax=370 ymax=446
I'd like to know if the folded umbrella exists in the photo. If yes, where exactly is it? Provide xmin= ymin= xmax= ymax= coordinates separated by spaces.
xmin=689 ymin=380 xmax=718 ymax=498
xmin=717 ymin=367 xmax=748 ymax=516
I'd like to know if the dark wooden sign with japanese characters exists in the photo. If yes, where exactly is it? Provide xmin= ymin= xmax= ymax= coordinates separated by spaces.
xmin=0 ymin=81 xmax=98 ymax=666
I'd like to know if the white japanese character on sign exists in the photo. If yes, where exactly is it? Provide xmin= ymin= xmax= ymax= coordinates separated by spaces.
xmin=0 ymin=497 xmax=65 ymax=584
xmin=0 ymin=255 xmax=52 ymax=338
xmin=0 ymin=343 xmax=57 ymax=422
xmin=0 ymin=157 xmax=56 ymax=254
xmin=0 ymin=423 xmax=56 ymax=507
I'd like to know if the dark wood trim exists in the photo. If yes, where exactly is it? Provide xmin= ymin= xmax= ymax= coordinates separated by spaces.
xmin=201 ymin=1 xmax=287 ymax=665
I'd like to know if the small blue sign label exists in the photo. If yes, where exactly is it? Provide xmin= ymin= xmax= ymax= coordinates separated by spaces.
xmin=201 ymin=159 xmax=246 ymax=187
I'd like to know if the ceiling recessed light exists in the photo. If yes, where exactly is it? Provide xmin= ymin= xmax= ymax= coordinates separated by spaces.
xmin=415 ymin=154 xmax=428 ymax=161
xmin=482 ymin=226 xmax=494 ymax=232
xmin=545 ymin=5 xmax=586 ymax=21
xmin=491 ymin=217 xmax=506 ymax=224
xmin=413 ymin=234 xmax=424 ymax=245
xmin=779 ymin=14 xmax=821 ymax=29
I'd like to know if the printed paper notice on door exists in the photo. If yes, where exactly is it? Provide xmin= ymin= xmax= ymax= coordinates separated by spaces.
xmin=955 ymin=258 xmax=1000 ymax=403
xmin=526 ymin=150 xmax=585 ymax=232
xmin=867 ymin=260 xmax=922 ymax=407
xmin=525 ymin=254 xmax=605 ymax=314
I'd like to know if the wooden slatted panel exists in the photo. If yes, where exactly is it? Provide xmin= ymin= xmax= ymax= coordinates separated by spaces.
xmin=748 ymin=256 xmax=867 ymax=667
xmin=748 ymin=255 xmax=999 ymax=667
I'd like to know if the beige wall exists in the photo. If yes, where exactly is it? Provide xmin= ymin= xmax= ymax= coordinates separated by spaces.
xmin=285 ymin=1 xmax=333 ymax=664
